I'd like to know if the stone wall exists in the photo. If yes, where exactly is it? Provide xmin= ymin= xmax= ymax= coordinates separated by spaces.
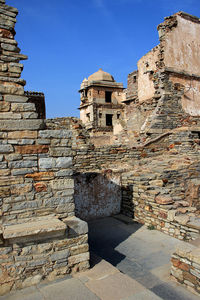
xmin=0 ymin=2 xmax=89 ymax=295
xmin=121 ymin=129 xmax=200 ymax=241
xmin=74 ymin=171 xmax=121 ymax=221
xmin=171 ymin=243 xmax=200 ymax=294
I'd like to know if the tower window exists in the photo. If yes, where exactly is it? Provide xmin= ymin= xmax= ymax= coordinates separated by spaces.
xmin=117 ymin=113 xmax=120 ymax=119
xmin=86 ymin=113 xmax=90 ymax=121
xmin=105 ymin=91 xmax=112 ymax=103
xmin=99 ymin=112 xmax=102 ymax=118
xmin=106 ymin=114 xmax=113 ymax=126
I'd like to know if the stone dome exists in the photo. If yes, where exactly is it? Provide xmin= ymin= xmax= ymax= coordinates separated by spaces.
xmin=80 ymin=78 xmax=88 ymax=89
xmin=88 ymin=68 xmax=115 ymax=82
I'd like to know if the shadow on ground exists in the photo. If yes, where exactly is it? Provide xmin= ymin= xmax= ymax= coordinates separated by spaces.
xmin=88 ymin=216 xmax=199 ymax=300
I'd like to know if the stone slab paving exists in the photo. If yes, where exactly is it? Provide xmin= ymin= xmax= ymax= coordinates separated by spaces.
xmin=89 ymin=216 xmax=200 ymax=300
xmin=1 ymin=216 xmax=200 ymax=300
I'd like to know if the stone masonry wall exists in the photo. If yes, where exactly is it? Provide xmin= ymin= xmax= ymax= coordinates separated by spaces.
xmin=171 ymin=243 xmax=200 ymax=294
xmin=0 ymin=2 xmax=89 ymax=295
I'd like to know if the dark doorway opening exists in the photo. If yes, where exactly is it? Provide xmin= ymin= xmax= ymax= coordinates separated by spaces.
xmin=106 ymin=114 xmax=113 ymax=126
xmin=105 ymin=91 xmax=112 ymax=103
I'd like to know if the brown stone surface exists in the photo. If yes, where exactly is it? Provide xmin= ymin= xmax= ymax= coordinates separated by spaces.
xmin=8 ymin=130 xmax=37 ymax=139
xmin=155 ymin=195 xmax=174 ymax=205
xmin=25 ymin=171 xmax=54 ymax=181
xmin=15 ymin=145 xmax=49 ymax=154
xmin=34 ymin=182 xmax=47 ymax=192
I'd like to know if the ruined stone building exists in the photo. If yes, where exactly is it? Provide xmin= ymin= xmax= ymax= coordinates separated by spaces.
xmin=0 ymin=0 xmax=199 ymax=296
xmin=79 ymin=68 xmax=125 ymax=146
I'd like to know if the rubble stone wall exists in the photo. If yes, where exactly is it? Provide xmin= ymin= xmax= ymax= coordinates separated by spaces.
xmin=171 ymin=243 xmax=200 ymax=294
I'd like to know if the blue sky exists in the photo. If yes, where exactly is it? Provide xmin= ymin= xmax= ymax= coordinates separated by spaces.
xmin=6 ymin=0 xmax=200 ymax=118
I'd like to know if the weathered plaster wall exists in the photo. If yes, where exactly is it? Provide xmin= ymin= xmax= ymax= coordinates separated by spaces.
xmin=137 ymin=46 xmax=160 ymax=103
xmin=74 ymin=171 xmax=121 ymax=221
xmin=163 ymin=15 xmax=200 ymax=76
xmin=169 ymin=74 xmax=200 ymax=116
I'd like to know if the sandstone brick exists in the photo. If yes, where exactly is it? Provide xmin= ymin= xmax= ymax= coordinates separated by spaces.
xmin=11 ymin=183 xmax=32 ymax=195
xmin=0 ymin=176 xmax=23 ymax=186
xmin=183 ymin=271 xmax=198 ymax=285
xmin=25 ymin=171 xmax=54 ymax=181
xmin=11 ymin=103 xmax=36 ymax=112
xmin=0 ymin=112 xmax=21 ymax=119
xmin=70 ymin=244 xmax=89 ymax=256
xmin=68 ymin=252 xmax=89 ymax=266
xmin=15 ymin=145 xmax=49 ymax=154
xmin=155 ymin=195 xmax=174 ymax=205
xmin=0 ymin=101 xmax=10 ymax=112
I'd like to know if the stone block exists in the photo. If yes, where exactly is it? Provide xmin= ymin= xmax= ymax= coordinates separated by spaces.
xmin=38 ymin=130 xmax=72 ymax=139
xmin=155 ymin=195 xmax=174 ymax=205
xmin=174 ymin=215 xmax=190 ymax=225
xmin=22 ymin=275 xmax=42 ymax=288
xmin=22 ymin=112 xmax=38 ymax=119
xmin=68 ymin=252 xmax=89 ymax=266
xmin=11 ymin=183 xmax=32 ymax=195
xmin=64 ymin=216 xmax=88 ymax=236
xmin=11 ymin=103 xmax=36 ymax=112
xmin=39 ymin=157 xmax=72 ymax=169
xmin=25 ymin=171 xmax=54 ymax=181
xmin=0 ymin=176 xmax=23 ymax=186
xmin=70 ymin=244 xmax=89 ymax=256
xmin=3 ymin=218 xmax=67 ymax=241
xmin=4 ymin=95 xmax=28 ymax=102
xmin=0 ymin=144 xmax=13 ymax=153
xmin=56 ymin=157 xmax=72 ymax=168
xmin=0 ymin=101 xmax=10 ymax=112
xmin=0 ymin=119 xmax=44 ymax=131
xmin=167 ymin=210 xmax=176 ymax=221
xmin=39 ymin=157 xmax=54 ymax=169
xmin=5 ymin=153 xmax=22 ymax=160
xmin=49 ymin=147 xmax=72 ymax=157
xmin=11 ymin=168 xmax=34 ymax=176
xmin=50 ymin=249 xmax=69 ymax=262
xmin=8 ymin=160 xmax=37 ymax=168
xmin=15 ymin=145 xmax=49 ymax=154
xmin=34 ymin=182 xmax=47 ymax=192
xmin=0 ymin=82 xmax=24 ymax=95
xmin=0 ymin=112 xmax=21 ymax=119
xmin=51 ymin=179 xmax=74 ymax=190
xmin=8 ymin=139 xmax=35 ymax=145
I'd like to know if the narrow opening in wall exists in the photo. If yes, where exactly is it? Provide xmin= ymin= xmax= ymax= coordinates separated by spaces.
xmin=99 ymin=112 xmax=102 ymax=118
xmin=106 ymin=114 xmax=113 ymax=126
xmin=86 ymin=113 xmax=90 ymax=121
xmin=105 ymin=91 xmax=112 ymax=103
xmin=117 ymin=113 xmax=120 ymax=119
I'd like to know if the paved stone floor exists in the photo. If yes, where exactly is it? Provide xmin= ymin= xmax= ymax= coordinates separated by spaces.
xmin=1 ymin=216 xmax=199 ymax=300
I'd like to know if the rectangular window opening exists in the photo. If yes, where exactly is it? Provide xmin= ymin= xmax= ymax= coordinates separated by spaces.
xmin=106 ymin=114 xmax=113 ymax=126
xmin=105 ymin=91 xmax=112 ymax=103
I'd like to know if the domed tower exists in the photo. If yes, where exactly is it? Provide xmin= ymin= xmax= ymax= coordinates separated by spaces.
xmin=79 ymin=69 xmax=124 ymax=145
